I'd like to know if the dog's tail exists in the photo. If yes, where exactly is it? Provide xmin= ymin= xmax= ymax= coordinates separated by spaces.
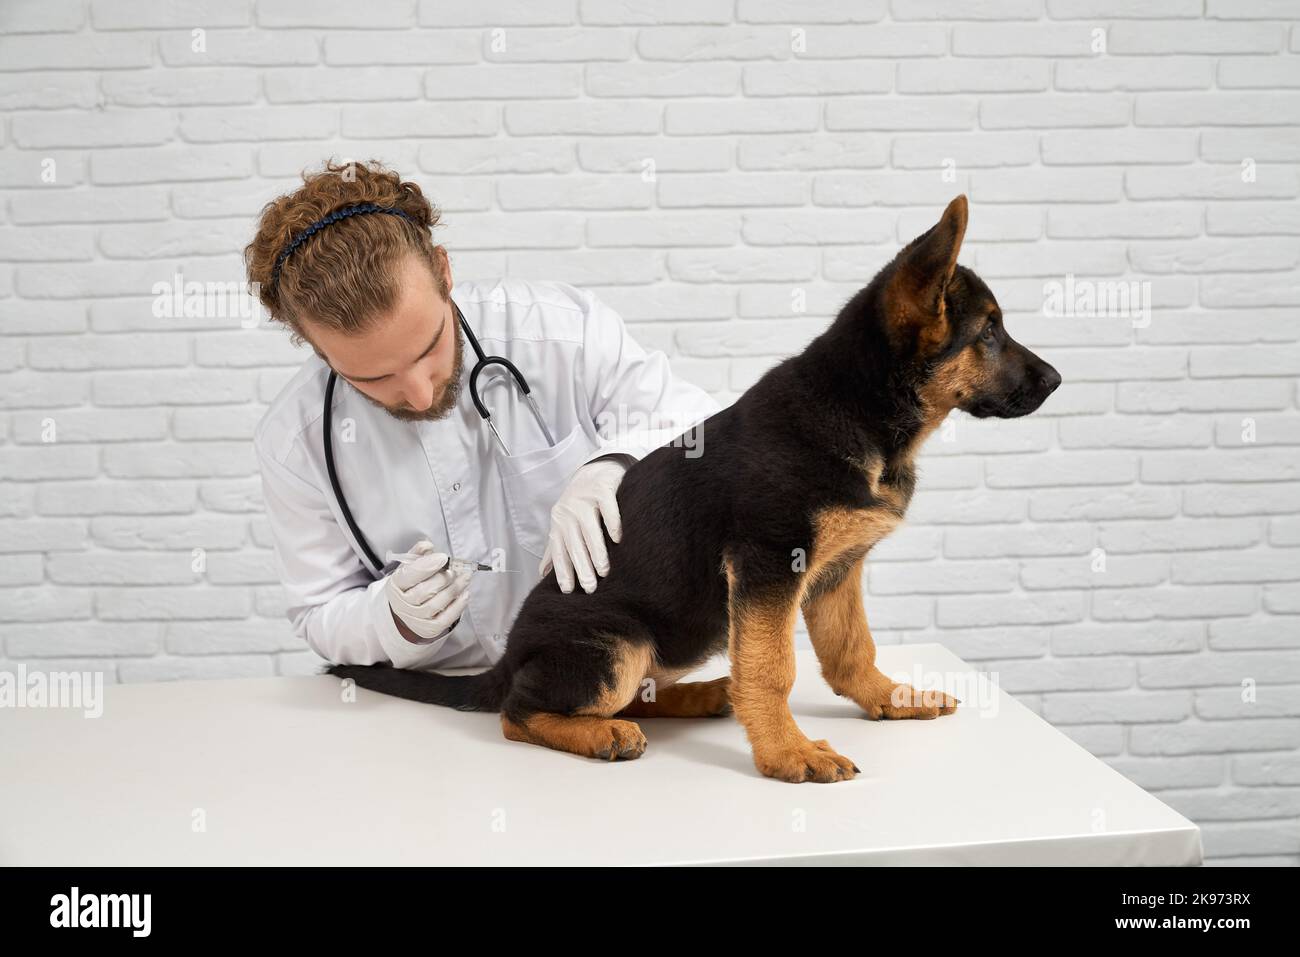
xmin=324 ymin=660 xmax=509 ymax=712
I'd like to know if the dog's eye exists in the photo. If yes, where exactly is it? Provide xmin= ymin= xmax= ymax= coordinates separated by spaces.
xmin=980 ymin=321 xmax=996 ymax=342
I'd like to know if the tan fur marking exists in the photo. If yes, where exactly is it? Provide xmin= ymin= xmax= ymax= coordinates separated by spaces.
xmin=882 ymin=280 xmax=950 ymax=355
xmin=918 ymin=309 xmax=951 ymax=354
xmin=859 ymin=454 xmax=916 ymax=512
xmin=919 ymin=346 xmax=989 ymax=428
xmin=501 ymin=713 xmax=647 ymax=761
xmin=806 ymin=505 xmax=902 ymax=593
xmin=575 ymin=639 xmax=653 ymax=717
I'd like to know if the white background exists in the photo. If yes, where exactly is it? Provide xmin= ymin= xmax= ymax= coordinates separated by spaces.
xmin=0 ymin=1 xmax=1297 ymax=865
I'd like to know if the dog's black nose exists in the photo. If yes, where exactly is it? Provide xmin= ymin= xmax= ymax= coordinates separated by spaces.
xmin=1038 ymin=365 xmax=1062 ymax=394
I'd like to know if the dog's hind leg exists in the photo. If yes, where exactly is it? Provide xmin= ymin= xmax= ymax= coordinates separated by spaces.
xmin=500 ymin=636 xmax=651 ymax=761
xmin=618 ymin=676 xmax=731 ymax=718
xmin=802 ymin=553 xmax=959 ymax=720
xmin=501 ymin=713 xmax=647 ymax=761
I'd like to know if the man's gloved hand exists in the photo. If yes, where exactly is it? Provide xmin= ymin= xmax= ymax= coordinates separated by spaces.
xmin=539 ymin=455 xmax=630 ymax=594
xmin=386 ymin=540 xmax=472 ymax=643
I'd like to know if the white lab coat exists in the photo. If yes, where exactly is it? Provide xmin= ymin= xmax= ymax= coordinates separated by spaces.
xmin=254 ymin=278 xmax=721 ymax=670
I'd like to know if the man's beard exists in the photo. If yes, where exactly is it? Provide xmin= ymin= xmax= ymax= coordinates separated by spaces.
xmin=361 ymin=323 xmax=465 ymax=423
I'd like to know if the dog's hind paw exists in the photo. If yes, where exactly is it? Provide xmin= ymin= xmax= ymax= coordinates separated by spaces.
xmin=692 ymin=676 xmax=733 ymax=717
xmin=592 ymin=719 xmax=648 ymax=761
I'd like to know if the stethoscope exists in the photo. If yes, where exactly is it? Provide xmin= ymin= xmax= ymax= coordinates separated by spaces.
xmin=323 ymin=298 xmax=556 ymax=578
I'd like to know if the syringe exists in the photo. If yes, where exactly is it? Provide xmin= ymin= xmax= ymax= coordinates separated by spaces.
xmin=385 ymin=549 xmax=493 ymax=573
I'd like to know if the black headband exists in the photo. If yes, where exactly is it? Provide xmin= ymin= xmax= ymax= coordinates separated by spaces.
xmin=266 ymin=202 xmax=417 ymax=295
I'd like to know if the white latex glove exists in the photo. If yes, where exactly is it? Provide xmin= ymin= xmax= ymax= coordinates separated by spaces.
xmin=386 ymin=540 xmax=473 ymax=643
xmin=539 ymin=456 xmax=629 ymax=594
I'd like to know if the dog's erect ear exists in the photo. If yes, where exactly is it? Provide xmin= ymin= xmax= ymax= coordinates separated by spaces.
xmin=885 ymin=195 xmax=968 ymax=349
xmin=902 ymin=194 xmax=967 ymax=307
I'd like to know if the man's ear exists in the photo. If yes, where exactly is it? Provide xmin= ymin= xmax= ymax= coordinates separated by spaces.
xmin=886 ymin=195 xmax=968 ymax=346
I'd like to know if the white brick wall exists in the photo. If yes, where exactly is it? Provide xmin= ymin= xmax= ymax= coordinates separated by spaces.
xmin=1 ymin=0 xmax=1297 ymax=864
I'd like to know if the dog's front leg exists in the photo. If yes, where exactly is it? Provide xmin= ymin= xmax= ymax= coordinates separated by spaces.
xmin=803 ymin=554 xmax=959 ymax=719
xmin=726 ymin=559 xmax=859 ymax=783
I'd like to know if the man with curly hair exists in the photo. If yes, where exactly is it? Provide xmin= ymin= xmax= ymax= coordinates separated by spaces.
xmin=248 ymin=160 xmax=719 ymax=670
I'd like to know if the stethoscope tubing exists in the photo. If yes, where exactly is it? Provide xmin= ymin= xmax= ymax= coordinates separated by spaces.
xmin=323 ymin=368 xmax=384 ymax=576
xmin=458 ymin=299 xmax=556 ymax=455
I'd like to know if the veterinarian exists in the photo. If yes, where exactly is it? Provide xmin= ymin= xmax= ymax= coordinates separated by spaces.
xmin=249 ymin=161 xmax=719 ymax=671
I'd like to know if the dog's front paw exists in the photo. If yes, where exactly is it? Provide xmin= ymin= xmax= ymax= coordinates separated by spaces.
xmin=860 ymin=682 xmax=959 ymax=720
xmin=754 ymin=738 xmax=859 ymax=783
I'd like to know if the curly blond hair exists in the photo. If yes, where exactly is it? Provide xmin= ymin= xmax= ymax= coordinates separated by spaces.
xmin=244 ymin=158 xmax=446 ymax=346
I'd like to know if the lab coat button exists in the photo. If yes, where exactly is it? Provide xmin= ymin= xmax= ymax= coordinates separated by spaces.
xmin=451 ymin=481 xmax=462 ymax=492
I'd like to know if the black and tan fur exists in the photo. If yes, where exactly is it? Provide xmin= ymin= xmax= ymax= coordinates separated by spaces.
xmin=329 ymin=196 xmax=1062 ymax=783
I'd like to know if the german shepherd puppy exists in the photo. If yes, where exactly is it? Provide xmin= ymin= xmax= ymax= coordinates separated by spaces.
xmin=329 ymin=195 xmax=1061 ymax=783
